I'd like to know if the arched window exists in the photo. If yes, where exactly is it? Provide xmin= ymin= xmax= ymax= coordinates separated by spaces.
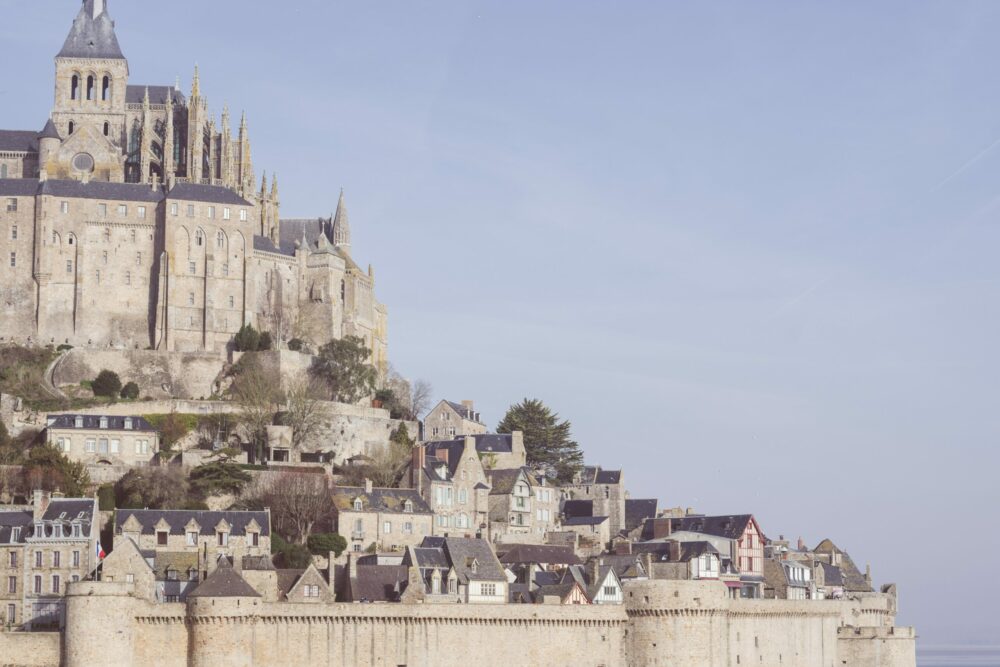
xmin=195 ymin=230 xmax=204 ymax=246
xmin=101 ymin=76 xmax=110 ymax=101
xmin=68 ymin=234 xmax=75 ymax=246
xmin=103 ymin=122 xmax=110 ymax=137
xmin=216 ymin=231 xmax=224 ymax=248
xmin=68 ymin=121 xmax=75 ymax=135
xmin=86 ymin=75 xmax=94 ymax=101
xmin=71 ymin=75 xmax=79 ymax=100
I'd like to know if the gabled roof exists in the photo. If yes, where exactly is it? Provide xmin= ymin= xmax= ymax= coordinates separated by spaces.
xmin=487 ymin=468 xmax=528 ymax=495
xmin=57 ymin=0 xmax=126 ymax=60
xmin=42 ymin=498 xmax=96 ymax=524
xmin=0 ymin=130 xmax=38 ymax=152
xmin=536 ymin=582 xmax=582 ymax=602
xmin=443 ymin=401 xmax=483 ymax=424
xmin=624 ymin=499 xmax=658 ymax=532
xmin=188 ymin=562 xmax=260 ymax=598
xmin=47 ymin=414 xmax=156 ymax=432
xmin=115 ymin=509 xmax=269 ymax=536
xmin=597 ymin=554 xmax=647 ymax=579
xmin=125 ymin=85 xmax=185 ymax=106
xmin=572 ymin=466 xmax=622 ymax=485
xmin=443 ymin=537 xmax=506 ymax=584
xmin=819 ymin=562 xmax=845 ymax=587
xmin=408 ymin=547 xmax=449 ymax=570
xmin=168 ymin=182 xmax=252 ymax=206
xmin=253 ymin=235 xmax=296 ymax=257
xmin=563 ymin=499 xmax=594 ymax=520
xmin=496 ymin=544 xmax=581 ymax=566
xmin=351 ymin=565 xmax=408 ymax=602
xmin=813 ymin=539 xmax=870 ymax=592
xmin=0 ymin=510 xmax=33 ymax=544
xmin=669 ymin=515 xmax=758 ymax=541
xmin=151 ymin=551 xmax=198 ymax=580
xmin=332 ymin=486 xmax=431 ymax=515
xmin=473 ymin=434 xmax=514 ymax=454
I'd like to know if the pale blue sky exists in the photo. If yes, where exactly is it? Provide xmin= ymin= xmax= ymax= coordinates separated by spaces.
xmin=3 ymin=0 xmax=999 ymax=644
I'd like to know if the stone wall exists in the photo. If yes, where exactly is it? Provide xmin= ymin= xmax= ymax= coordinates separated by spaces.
xmin=53 ymin=349 xmax=226 ymax=399
xmin=0 ymin=630 xmax=61 ymax=667
xmin=838 ymin=626 xmax=917 ymax=667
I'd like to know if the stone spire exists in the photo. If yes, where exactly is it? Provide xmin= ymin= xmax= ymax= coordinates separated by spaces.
xmin=59 ymin=0 xmax=125 ymax=60
xmin=332 ymin=189 xmax=351 ymax=251
xmin=191 ymin=64 xmax=201 ymax=99
xmin=164 ymin=90 xmax=175 ymax=181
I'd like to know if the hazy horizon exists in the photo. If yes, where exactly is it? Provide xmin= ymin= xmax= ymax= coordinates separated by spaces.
xmin=2 ymin=0 xmax=997 ymax=644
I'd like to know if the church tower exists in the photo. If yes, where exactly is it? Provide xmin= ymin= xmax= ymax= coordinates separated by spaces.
xmin=187 ymin=66 xmax=207 ymax=182
xmin=50 ymin=0 xmax=129 ymax=181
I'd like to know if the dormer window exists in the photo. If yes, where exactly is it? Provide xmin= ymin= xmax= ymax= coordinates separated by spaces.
xmin=124 ymin=418 xmax=132 ymax=430
xmin=217 ymin=531 xmax=229 ymax=547
xmin=404 ymin=500 xmax=413 ymax=513
xmin=470 ymin=559 xmax=478 ymax=574
xmin=72 ymin=524 xmax=81 ymax=538
xmin=99 ymin=417 xmax=108 ymax=429
xmin=157 ymin=530 xmax=168 ymax=546
xmin=75 ymin=416 xmax=83 ymax=428
xmin=353 ymin=499 xmax=363 ymax=511
xmin=11 ymin=527 xmax=20 ymax=542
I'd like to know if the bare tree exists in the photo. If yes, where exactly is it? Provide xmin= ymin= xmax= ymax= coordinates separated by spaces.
xmin=230 ymin=355 xmax=285 ymax=463
xmin=257 ymin=472 xmax=330 ymax=544
xmin=409 ymin=379 xmax=433 ymax=421
xmin=385 ymin=365 xmax=433 ymax=421
xmin=282 ymin=376 xmax=326 ymax=451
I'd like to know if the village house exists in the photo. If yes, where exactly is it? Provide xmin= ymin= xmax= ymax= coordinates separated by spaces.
xmin=44 ymin=414 xmax=159 ymax=476
xmin=561 ymin=466 xmax=627 ymax=537
xmin=112 ymin=509 xmax=270 ymax=591
xmin=486 ymin=467 xmax=559 ymax=542
xmin=331 ymin=480 xmax=433 ymax=553
xmin=471 ymin=433 xmax=527 ymax=470
xmin=631 ymin=540 xmax=722 ymax=581
xmin=560 ymin=561 xmax=624 ymax=605
xmin=423 ymin=400 xmax=486 ymax=439
xmin=812 ymin=539 xmax=873 ymax=594
xmin=663 ymin=514 xmax=767 ymax=598
xmin=406 ymin=438 xmax=491 ymax=535
xmin=763 ymin=557 xmax=813 ymax=600
xmin=496 ymin=543 xmax=581 ymax=590
xmin=0 ymin=492 xmax=99 ymax=630
xmin=401 ymin=536 xmax=507 ymax=604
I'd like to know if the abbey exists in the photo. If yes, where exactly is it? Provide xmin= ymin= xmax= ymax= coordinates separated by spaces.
xmin=0 ymin=0 xmax=387 ymax=371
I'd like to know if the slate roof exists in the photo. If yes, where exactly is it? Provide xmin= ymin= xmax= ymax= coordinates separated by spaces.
xmin=562 ymin=500 xmax=594 ymax=519
xmin=43 ymin=498 xmax=96 ymax=524
xmin=276 ymin=569 xmax=305 ymax=598
xmin=532 ymin=570 xmax=561 ymax=586
xmin=625 ymin=499 xmax=658 ymax=532
xmin=536 ymin=582 xmax=579 ymax=601
xmin=0 ymin=178 xmax=42 ymax=196
xmin=562 ymin=516 xmax=608 ymax=527
xmin=574 ymin=466 xmax=622 ymax=485
xmin=561 ymin=563 xmax=617 ymax=601
xmin=597 ymin=554 xmax=647 ymax=579
xmin=473 ymin=434 xmax=514 ymax=455
xmin=40 ymin=179 xmax=166 ymax=203
xmin=813 ymin=539 xmax=870 ymax=592
xmin=496 ymin=544 xmax=581 ymax=566
xmin=0 ymin=511 xmax=33 ymax=544
xmin=253 ymin=234 xmax=296 ymax=257
xmin=242 ymin=555 xmax=274 ymax=571
xmin=668 ymin=515 xmax=756 ymax=541
xmin=332 ymin=486 xmax=431 ymax=515
xmin=168 ymin=182 xmax=252 ymax=206
xmin=188 ymin=562 xmax=260 ymax=598
xmin=819 ymin=562 xmax=845 ymax=587
xmin=151 ymin=551 xmax=198 ymax=580
xmin=115 ymin=509 xmax=270 ymax=536
xmin=351 ymin=565 xmax=408 ymax=602
xmin=443 ymin=537 xmax=506 ymax=584
xmin=420 ymin=440 xmax=467 ymax=480
xmin=125 ymin=85 xmax=186 ymax=106
xmin=0 ymin=130 xmax=38 ymax=152
xmin=487 ymin=468 xmax=526 ymax=495
xmin=39 ymin=119 xmax=61 ymax=141
xmin=47 ymin=414 xmax=156 ymax=432
xmin=58 ymin=0 xmax=126 ymax=59
xmin=279 ymin=217 xmax=333 ymax=253
xmin=410 ymin=547 xmax=449 ymax=569
xmin=444 ymin=401 xmax=483 ymax=423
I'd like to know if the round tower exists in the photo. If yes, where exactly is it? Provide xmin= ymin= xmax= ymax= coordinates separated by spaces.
xmin=64 ymin=581 xmax=137 ymax=667
xmin=185 ymin=564 xmax=262 ymax=667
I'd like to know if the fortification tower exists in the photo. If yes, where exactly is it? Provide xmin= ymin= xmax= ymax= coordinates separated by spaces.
xmin=185 ymin=564 xmax=262 ymax=667
xmin=64 ymin=581 xmax=138 ymax=667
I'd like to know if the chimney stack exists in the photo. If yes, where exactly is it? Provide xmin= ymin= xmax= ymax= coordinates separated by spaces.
xmin=411 ymin=446 xmax=426 ymax=493
xmin=364 ymin=478 xmax=373 ymax=494
xmin=668 ymin=540 xmax=681 ymax=562
xmin=797 ymin=536 xmax=806 ymax=551
xmin=651 ymin=517 xmax=672 ymax=540
xmin=588 ymin=559 xmax=601 ymax=586
xmin=32 ymin=489 xmax=51 ymax=521
xmin=348 ymin=551 xmax=358 ymax=580
xmin=461 ymin=400 xmax=474 ymax=412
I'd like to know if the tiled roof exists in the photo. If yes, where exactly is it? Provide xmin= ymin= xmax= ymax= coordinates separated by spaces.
xmin=813 ymin=539 xmax=870 ymax=592
xmin=253 ymin=234 xmax=296 ymax=257
xmin=536 ymin=582 xmax=579 ymax=601
xmin=151 ymin=551 xmax=198 ymax=580
xmin=595 ymin=469 xmax=621 ymax=484
xmin=625 ymin=499 xmax=658 ymax=532
xmin=168 ymin=182 xmax=252 ymax=206
xmin=189 ymin=562 xmax=260 ymax=598
xmin=276 ymin=568 xmax=305 ymax=598
xmin=409 ymin=547 xmax=449 ymax=569
xmin=496 ymin=544 xmax=581 ymax=566
xmin=669 ymin=515 xmax=756 ymax=541
xmin=42 ymin=498 xmax=96 ymax=524
xmin=58 ymin=0 xmax=126 ymax=59
xmin=819 ymin=562 xmax=845 ymax=587
xmin=125 ymin=85 xmax=186 ymax=106
xmin=444 ymin=401 xmax=483 ymax=424
xmin=115 ymin=509 xmax=270 ymax=536
xmin=473 ymin=434 xmax=513 ymax=454
xmin=563 ymin=516 xmax=608 ymax=527
xmin=332 ymin=486 xmax=431 ymax=515
xmin=40 ymin=179 xmax=166 ymax=203
xmin=47 ymin=414 xmax=156 ymax=433
xmin=0 ymin=130 xmax=38 ymax=152
xmin=443 ymin=537 xmax=506 ymax=584
xmin=0 ymin=178 xmax=42 ymax=196
xmin=351 ymin=565 xmax=408 ymax=602
xmin=487 ymin=468 xmax=525 ymax=495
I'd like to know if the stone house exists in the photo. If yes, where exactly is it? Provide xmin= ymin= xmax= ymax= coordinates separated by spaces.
xmin=763 ymin=558 xmax=813 ymax=601
xmin=486 ymin=467 xmax=559 ymax=542
xmin=665 ymin=514 xmax=767 ymax=598
xmin=561 ymin=561 xmax=624 ymax=605
xmin=812 ymin=539 xmax=873 ymax=594
xmin=814 ymin=561 xmax=846 ymax=600
xmin=561 ymin=466 xmax=626 ymax=538
xmin=0 ymin=492 xmax=99 ymax=629
xmin=496 ymin=543 xmax=581 ymax=590
xmin=44 ymin=414 xmax=159 ymax=471
xmin=561 ymin=516 xmax=611 ymax=551
xmin=472 ymin=433 xmax=526 ymax=471
xmin=277 ymin=563 xmax=334 ymax=603
xmin=113 ymin=509 xmax=270 ymax=585
xmin=331 ymin=480 xmax=433 ymax=553
xmin=406 ymin=438 xmax=491 ymax=535
xmin=632 ymin=540 xmax=721 ymax=581
xmin=532 ymin=580 xmax=589 ymax=605
xmin=401 ymin=536 xmax=508 ymax=604
xmin=423 ymin=400 xmax=486 ymax=440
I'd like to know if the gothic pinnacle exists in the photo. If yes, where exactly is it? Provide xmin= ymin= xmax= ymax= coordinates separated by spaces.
xmin=192 ymin=64 xmax=200 ymax=98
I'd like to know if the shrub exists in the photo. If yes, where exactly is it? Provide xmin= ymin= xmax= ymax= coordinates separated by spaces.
xmin=287 ymin=338 xmax=303 ymax=352
xmin=97 ymin=484 xmax=115 ymax=511
xmin=234 ymin=324 xmax=260 ymax=352
xmin=307 ymin=533 xmax=347 ymax=557
xmin=120 ymin=382 xmax=140 ymax=400
xmin=91 ymin=370 xmax=122 ymax=397
xmin=271 ymin=534 xmax=312 ymax=568
xmin=258 ymin=331 xmax=273 ymax=351
xmin=56 ymin=344 xmax=73 ymax=352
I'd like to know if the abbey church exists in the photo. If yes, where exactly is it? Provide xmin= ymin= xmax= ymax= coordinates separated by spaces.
xmin=0 ymin=0 xmax=387 ymax=372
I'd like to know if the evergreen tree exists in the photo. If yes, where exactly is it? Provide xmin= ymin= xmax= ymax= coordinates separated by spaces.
xmin=497 ymin=398 xmax=584 ymax=483
xmin=310 ymin=336 xmax=378 ymax=404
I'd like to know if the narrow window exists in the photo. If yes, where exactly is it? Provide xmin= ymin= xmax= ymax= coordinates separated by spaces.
xmin=9 ymin=225 xmax=15 ymax=240
xmin=227 ymin=296 xmax=234 ymax=308
xmin=118 ymin=204 xmax=127 ymax=216
xmin=5 ymin=198 xmax=16 ymax=212
xmin=61 ymin=201 xmax=69 ymax=213
xmin=0 ymin=164 xmax=6 ymax=178
xmin=222 ymin=263 xmax=229 ymax=277
xmin=9 ymin=252 xmax=15 ymax=268
xmin=136 ymin=252 xmax=142 ymax=266
xmin=102 ymin=75 xmax=110 ymax=101
xmin=68 ymin=121 xmax=75 ymax=135
xmin=195 ymin=229 xmax=203 ymax=245
xmin=137 ymin=206 xmax=146 ymax=219
xmin=208 ymin=206 xmax=215 ymax=219
xmin=188 ymin=261 xmax=195 ymax=275
xmin=86 ymin=75 xmax=94 ymax=101
xmin=188 ymin=293 xmax=194 ymax=306
xmin=103 ymin=122 xmax=109 ymax=136
xmin=187 ymin=204 xmax=195 ymax=218
xmin=239 ymin=209 xmax=247 ymax=221
xmin=124 ymin=271 xmax=131 ymax=285
xmin=71 ymin=74 xmax=79 ymax=100
xmin=223 ymin=207 xmax=231 ymax=220
xmin=170 ymin=203 xmax=178 ymax=216
xmin=217 ymin=231 xmax=224 ymax=248
xmin=33 ymin=576 xmax=41 ymax=594
xmin=98 ymin=204 xmax=107 ymax=218
xmin=157 ymin=531 xmax=168 ymax=546
xmin=217 ymin=532 xmax=228 ymax=547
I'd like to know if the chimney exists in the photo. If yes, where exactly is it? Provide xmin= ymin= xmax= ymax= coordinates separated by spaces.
xmin=527 ymin=563 xmax=539 ymax=591
xmin=461 ymin=400 xmax=474 ymax=413
xmin=797 ymin=536 xmax=806 ymax=551
xmin=865 ymin=564 xmax=872 ymax=588
xmin=651 ymin=517 xmax=672 ymax=540
xmin=411 ymin=446 xmax=425 ymax=493
xmin=668 ymin=540 xmax=681 ymax=562
xmin=588 ymin=559 xmax=601 ymax=585
xmin=364 ymin=478 xmax=373 ymax=494
xmin=438 ymin=448 xmax=449 ymax=465
xmin=32 ymin=489 xmax=51 ymax=521
xmin=348 ymin=551 xmax=358 ymax=580
xmin=614 ymin=540 xmax=632 ymax=556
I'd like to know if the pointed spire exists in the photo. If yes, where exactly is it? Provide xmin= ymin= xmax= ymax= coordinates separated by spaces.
xmin=175 ymin=75 xmax=181 ymax=91
xmin=142 ymin=86 xmax=150 ymax=107
xmin=240 ymin=110 xmax=247 ymax=133
xmin=270 ymin=173 xmax=279 ymax=198
xmin=332 ymin=188 xmax=351 ymax=250
xmin=60 ymin=0 xmax=125 ymax=59
xmin=90 ymin=0 xmax=106 ymax=19
xmin=191 ymin=64 xmax=200 ymax=98
xmin=222 ymin=105 xmax=231 ymax=130
xmin=260 ymin=172 xmax=268 ymax=196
